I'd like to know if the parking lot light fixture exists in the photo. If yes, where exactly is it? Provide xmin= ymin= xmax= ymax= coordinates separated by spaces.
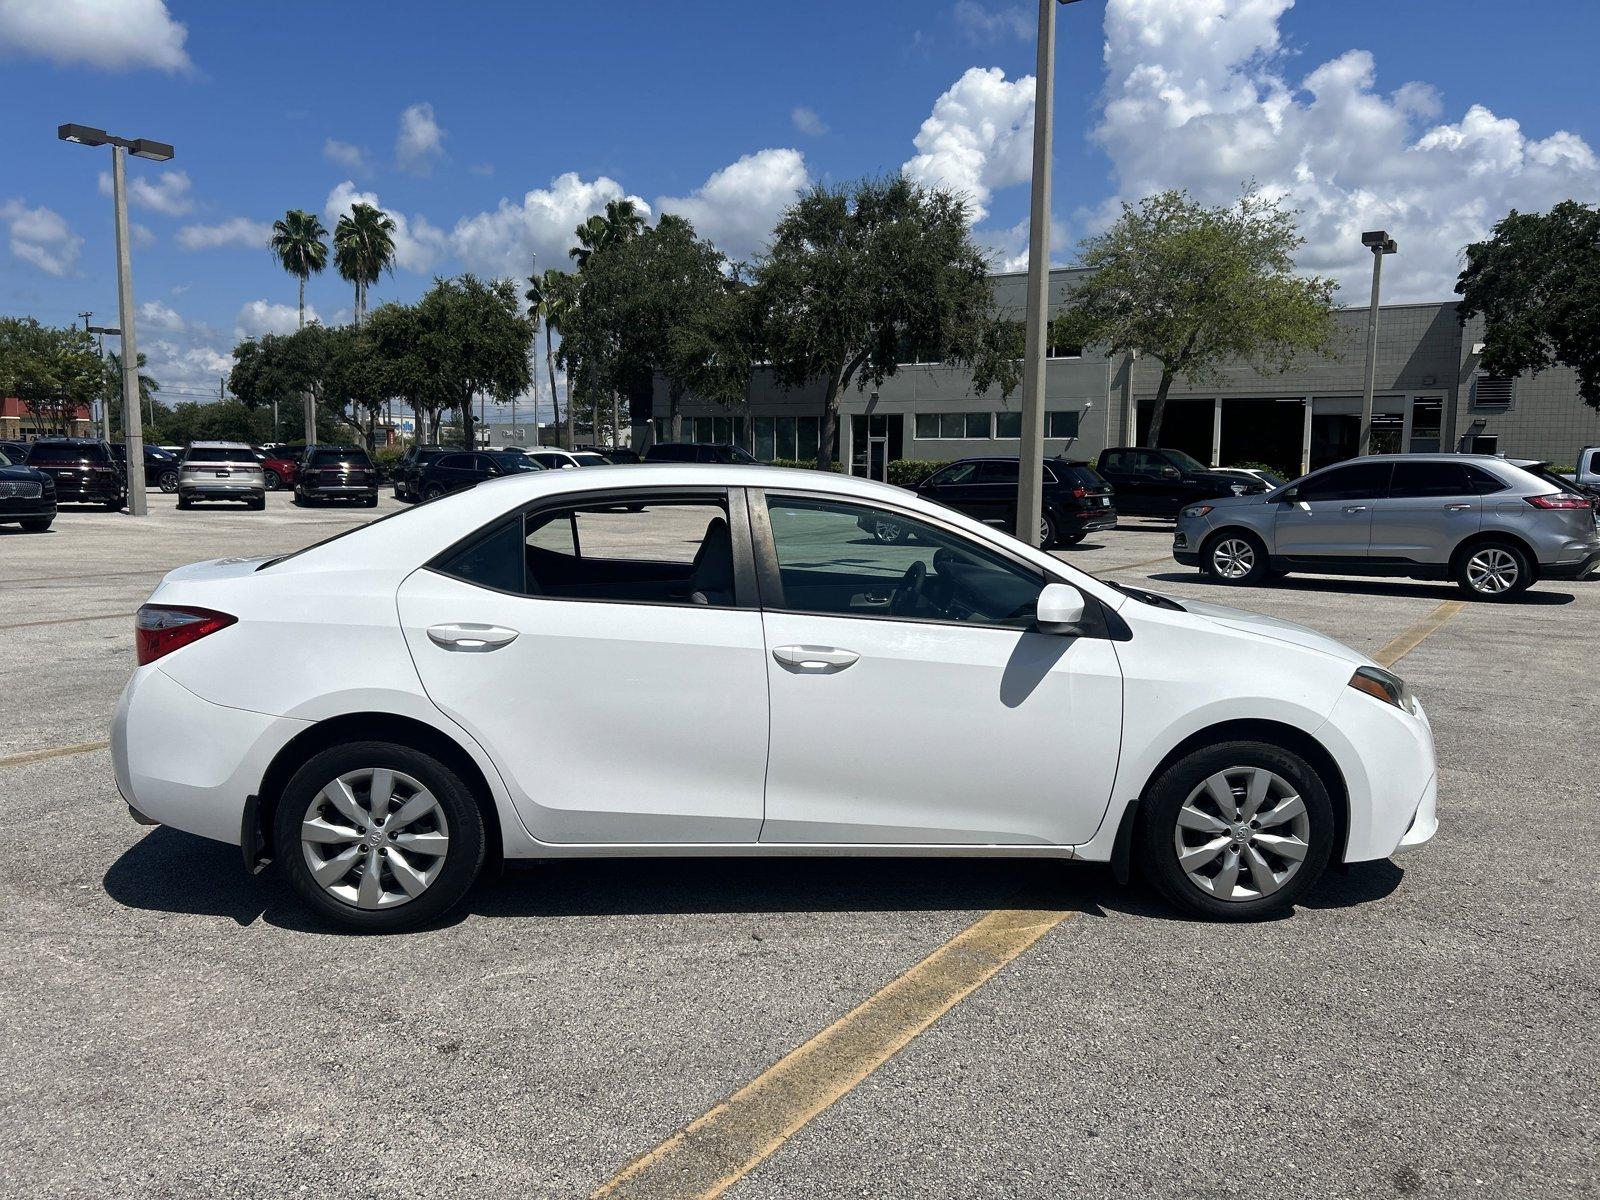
xmin=1358 ymin=230 xmax=1398 ymax=457
xmin=58 ymin=123 xmax=177 ymax=517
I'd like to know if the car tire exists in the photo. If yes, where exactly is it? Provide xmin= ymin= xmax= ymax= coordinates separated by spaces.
xmin=249 ymin=496 xmax=266 ymax=511
xmin=870 ymin=515 xmax=907 ymax=544
xmin=103 ymin=498 xmax=122 ymax=512
xmin=1137 ymin=739 xmax=1334 ymax=921
xmin=1038 ymin=513 xmax=1058 ymax=548
xmin=274 ymin=741 xmax=487 ymax=934
xmin=264 ymin=470 xmax=281 ymax=491
xmin=424 ymin=484 xmax=446 ymax=501
xmin=158 ymin=470 xmax=179 ymax=494
xmin=292 ymin=490 xmax=309 ymax=507
xmin=176 ymin=495 xmax=191 ymax=510
xmin=1058 ymin=532 xmax=1085 ymax=546
xmin=1454 ymin=539 xmax=1533 ymax=601
xmin=365 ymin=494 xmax=379 ymax=508
xmin=20 ymin=517 xmax=52 ymax=532
xmin=1200 ymin=530 xmax=1271 ymax=585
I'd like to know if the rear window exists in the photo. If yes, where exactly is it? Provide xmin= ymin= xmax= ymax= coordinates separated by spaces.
xmin=646 ymin=444 xmax=695 ymax=462
xmin=184 ymin=447 xmax=255 ymax=464
xmin=1055 ymin=463 xmax=1106 ymax=489
xmin=29 ymin=442 xmax=109 ymax=464
xmin=310 ymin=448 xmax=372 ymax=467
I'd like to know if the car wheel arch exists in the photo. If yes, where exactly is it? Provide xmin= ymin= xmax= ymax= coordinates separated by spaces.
xmin=250 ymin=711 xmax=503 ymax=873
xmin=1449 ymin=529 xmax=1538 ymax=576
xmin=1133 ymin=717 xmax=1350 ymax=864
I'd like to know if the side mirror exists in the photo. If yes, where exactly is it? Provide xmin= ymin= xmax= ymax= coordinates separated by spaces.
xmin=1159 ymin=466 xmax=1181 ymax=479
xmin=1035 ymin=583 xmax=1087 ymax=636
xmin=1279 ymin=487 xmax=1299 ymax=503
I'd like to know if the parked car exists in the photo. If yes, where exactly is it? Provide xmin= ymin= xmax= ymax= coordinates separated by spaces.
xmin=0 ymin=439 xmax=34 ymax=463
xmin=294 ymin=444 xmax=379 ymax=507
xmin=177 ymin=442 xmax=266 ymax=510
xmin=24 ymin=438 xmax=125 ymax=510
xmin=522 ymin=447 xmax=605 ymax=470
xmin=393 ymin=445 xmax=447 ymax=502
xmin=644 ymin=442 xmax=759 ymax=464
xmin=114 ymin=464 xmax=1437 ymax=931
xmin=253 ymin=446 xmax=300 ymax=492
xmin=415 ymin=450 xmax=541 ymax=499
xmin=889 ymin=457 xmax=1116 ymax=548
xmin=0 ymin=446 xmax=56 ymax=532
xmin=577 ymin=444 xmax=642 ymax=464
xmin=1096 ymin=447 xmax=1269 ymax=515
xmin=1173 ymin=454 xmax=1600 ymax=600
xmin=109 ymin=442 xmax=181 ymax=494
xmin=1213 ymin=467 xmax=1287 ymax=492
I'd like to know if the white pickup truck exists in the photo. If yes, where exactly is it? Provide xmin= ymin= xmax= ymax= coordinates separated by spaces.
xmin=1575 ymin=447 xmax=1600 ymax=489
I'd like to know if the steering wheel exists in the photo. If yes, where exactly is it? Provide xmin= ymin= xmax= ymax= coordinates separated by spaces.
xmin=891 ymin=559 xmax=927 ymax=616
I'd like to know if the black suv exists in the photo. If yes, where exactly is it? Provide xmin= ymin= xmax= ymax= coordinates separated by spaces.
xmin=415 ymin=450 xmax=541 ymax=499
xmin=1095 ymin=447 xmax=1267 ymax=516
xmin=644 ymin=442 xmax=758 ymax=464
xmin=0 ymin=444 xmax=55 ymax=532
xmin=24 ymin=438 xmax=126 ymax=510
xmin=109 ymin=442 xmax=181 ymax=493
xmin=392 ymin=444 xmax=447 ymax=502
xmin=293 ymin=444 xmax=379 ymax=506
xmin=904 ymin=457 xmax=1117 ymax=548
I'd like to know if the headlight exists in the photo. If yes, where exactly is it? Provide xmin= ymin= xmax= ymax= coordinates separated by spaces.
xmin=1179 ymin=504 xmax=1213 ymax=519
xmin=1349 ymin=665 xmax=1414 ymax=712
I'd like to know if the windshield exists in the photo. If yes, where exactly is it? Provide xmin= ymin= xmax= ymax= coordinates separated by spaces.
xmin=1162 ymin=449 xmax=1208 ymax=473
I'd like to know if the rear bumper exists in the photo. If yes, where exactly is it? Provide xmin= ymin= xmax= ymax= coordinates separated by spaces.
xmin=181 ymin=484 xmax=263 ymax=499
xmin=49 ymin=479 xmax=122 ymax=502
xmin=112 ymin=664 xmax=310 ymax=846
xmin=1543 ymin=551 xmax=1600 ymax=580
xmin=1173 ymin=550 xmax=1199 ymax=566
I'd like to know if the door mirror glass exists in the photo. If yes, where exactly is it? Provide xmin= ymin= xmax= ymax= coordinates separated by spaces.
xmin=1035 ymin=583 xmax=1086 ymax=634
xmin=1159 ymin=465 xmax=1181 ymax=479
xmin=1279 ymin=486 xmax=1299 ymax=503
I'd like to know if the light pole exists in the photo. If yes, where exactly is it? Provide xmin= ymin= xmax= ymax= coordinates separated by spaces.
xmin=88 ymin=321 xmax=122 ymax=441
xmin=1016 ymin=0 xmax=1084 ymax=546
xmin=58 ymin=124 xmax=174 ymax=516
xmin=1357 ymin=229 xmax=1397 ymax=457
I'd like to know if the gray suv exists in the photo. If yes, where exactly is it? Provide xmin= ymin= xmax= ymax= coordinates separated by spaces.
xmin=1173 ymin=454 xmax=1600 ymax=600
xmin=178 ymin=441 xmax=267 ymax=510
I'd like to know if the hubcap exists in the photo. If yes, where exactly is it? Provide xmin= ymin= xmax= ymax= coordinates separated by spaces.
xmin=1172 ymin=767 xmax=1311 ymax=902
xmin=1039 ymin=517 xmax=1051 ymax=544
xmin=1467 ymin=548 xmax=1518 ymax=594
xmin=875 ymin=519 xmax=902 ymax=542
xmin=1212 ymin=538 xmax=1255 ymax=579
xmin=300 ymin=768 xmax=450 ymax=910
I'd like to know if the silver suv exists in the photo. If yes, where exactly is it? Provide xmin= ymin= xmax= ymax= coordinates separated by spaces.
xmin=178 ymin=441 xmax=267 ymax=511
xmin=1173 ymin=454 xmax=1600 ymax=600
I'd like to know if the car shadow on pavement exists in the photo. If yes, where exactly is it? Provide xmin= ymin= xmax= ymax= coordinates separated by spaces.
xmin=103 ymin=827 xmax=321 ymax=931
xmin=1145 ymin=571 xmax=1577 ymax=605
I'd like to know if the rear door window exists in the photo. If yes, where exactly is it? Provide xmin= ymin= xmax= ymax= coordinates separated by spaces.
xmin=1388 ymin=462 xmax=1472 ymax=498
xmin=976 ymin=461 xmax=1019 ymax=484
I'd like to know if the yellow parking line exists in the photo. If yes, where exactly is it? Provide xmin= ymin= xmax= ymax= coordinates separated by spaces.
xmin=0 ymin=740 xmax=110 ymax=768
xmin=1373 ymin=600 xmax=1464 ymax=668
xmin=590 ymin=906 xmax=1074 ymax=1200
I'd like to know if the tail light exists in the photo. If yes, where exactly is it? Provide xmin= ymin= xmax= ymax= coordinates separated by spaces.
xmin=1071 ymin=486 xmax=1088 ymax=499
xmin=1525 ymin=493 xmax=1591 ymax=510
xmin=135 ymin=605 xmax=236 ymax=665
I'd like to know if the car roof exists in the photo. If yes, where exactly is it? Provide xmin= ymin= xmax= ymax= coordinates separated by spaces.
xmin=188 ymin=440 xmax=253 ymax=448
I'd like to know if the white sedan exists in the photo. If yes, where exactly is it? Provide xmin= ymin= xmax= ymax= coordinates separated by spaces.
xmin=112 ymin=465 xmax=1437 ymax=932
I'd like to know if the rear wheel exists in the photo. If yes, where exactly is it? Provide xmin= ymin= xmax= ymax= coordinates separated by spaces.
xmin=1201 ymin=530 xmax=1270 ymax=585
xmin=157 ymin=470 xmax=179 ymax=494
xmin=103 ymin=498 xmax=122 ymax=512
xmin=1455 ymin=539 xmax=1532 ymax=600
xmin=1039 ymin=513 xmax=1057 ymax=548
xmin=364 ymin=493 xmax=379 ymax=508
xmin=176 ymin=495 xmax=191 ymax=510
xmin=292 ymin=490 xmax=309 ymax=507
xmin=249 ymin=495 xmax=266 ymax=511
xmin=424 ymin=483 xmax=446 ymax=501
xmin=1138 ymin=741 xmax=1334 ymax=920
xmin=1058 ymin=531 xmax=1086 ymax=546
xmin=275 ymin=742 xmax=486 ymax=933
xmin=870 ymin=515 xmax=907 ymax=544
xmin=263 ymin=470 xmax=281 ymax=491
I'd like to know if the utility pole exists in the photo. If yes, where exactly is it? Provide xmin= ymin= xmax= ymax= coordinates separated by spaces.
xmin=80 ymin=311 xmax=111 ymax=442
xmin=1358 ymin=230 xmax=1397 ymax=457
xmin=1015 ymin=0 xmax=1084 ymax=546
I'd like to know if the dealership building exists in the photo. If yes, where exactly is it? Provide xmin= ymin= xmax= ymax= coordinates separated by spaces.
xmin=650 ymin=266 xmax=1598 ymax=478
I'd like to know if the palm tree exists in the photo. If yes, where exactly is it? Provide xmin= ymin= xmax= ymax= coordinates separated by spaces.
xmin=568 ymin=198 xmax=646 ymax=269
xmin=268 ymin=210 xmax=329 ymax=329
xmin=333 ymin=203 xmax=398 ymax=326
xmin=105 ymin=351 xmax=160 ymax=436
xmin=528 ymin=268 xmax=577 ymax=448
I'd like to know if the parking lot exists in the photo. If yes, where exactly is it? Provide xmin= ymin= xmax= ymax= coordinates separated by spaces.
xmin=2 ymin=491 xmax=1595 ymax=1199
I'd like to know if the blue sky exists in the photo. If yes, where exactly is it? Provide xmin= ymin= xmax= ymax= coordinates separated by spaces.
xmin=2 ymin=0 xmax=1597 ymax=408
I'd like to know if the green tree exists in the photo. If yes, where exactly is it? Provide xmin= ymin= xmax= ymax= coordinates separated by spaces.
xmin=333 ymin=202 xmax=398 ymax=327
xmin=569 ymin=198 xmax=647 ymax=269
xmin=1055 ymin=187 xmax=1338 ymax=448
xmin=525 ymin=267 xmax=573 ymax=443
xmin=0 ymin=317 xmax=103 ymax=435
xmin=367 ymin=302 xmax=448 ymax=442
xmin=410 ymin=276 xmax=534 ymax=449
xmin=753 ymin=176 xmax=1021 ymax=471
xmin=229 ymin=324 xmax=355 ymax=442
xmin=1456 ymin=199 xmax=1600 ymax=408
xmin=269 ymin=210 xmax=329 ymax=329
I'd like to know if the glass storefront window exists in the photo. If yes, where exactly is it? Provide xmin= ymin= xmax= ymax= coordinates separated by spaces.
xmin=994 ymin=411 xmax=1021 ymax=439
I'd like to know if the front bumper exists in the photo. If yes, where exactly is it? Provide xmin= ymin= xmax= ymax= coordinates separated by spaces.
xmin=0 ymin=495 xmax=56 ymax=520
xmin=1392 ymin=772 xmax=1437 ymax=855
xmin=1317 ymin=687 xmax=1439 ymax=862
xmin=112 ymin=664 xmax=310 ymax=846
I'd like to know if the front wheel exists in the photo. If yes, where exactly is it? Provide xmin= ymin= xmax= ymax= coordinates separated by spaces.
xmin=1201 ymin=531 xmax=1270 ymax=585
xmin=1138 ymin=741 xmax=1334 ymax=920
xmin=1455 ymin=540 xmax=1532 ymax=600
xmin=424 ymin=484 xmax=446 ymax=501
xmin=20 ymin=517 xmax=52 ymax=532
xmin=274 ymin=742 xmax=487 ymax=933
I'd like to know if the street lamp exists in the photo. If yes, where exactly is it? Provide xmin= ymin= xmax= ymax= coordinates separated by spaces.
xmin=58 ymin=123 xmax=175 ymax=516
xmin=1357 ymin=229 xmax=1397 ymax=457
xmin=1016 ymin=0 xmax=1085 ymax=547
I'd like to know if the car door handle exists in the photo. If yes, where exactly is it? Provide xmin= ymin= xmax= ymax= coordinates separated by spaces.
xmin=772 ymin=645 xmax=859 ymax=672
xmin=1343 ymin=505 xmax=1369 ymax=513
xmin=1444 ymin=503 xmax=1474 ymax=511
xmin=427 ymin=623 xmax=519 ymax=652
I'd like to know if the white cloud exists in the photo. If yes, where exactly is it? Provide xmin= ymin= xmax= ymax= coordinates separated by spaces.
xmin=451 ymin=172 xmax=649 ymax=280
xmin=234 ymin=299 xmax=316 ymax=341
xmin=902 ymin=66 xmax=1034 ymax=223
xmin=131 ymin=222 xmax=155 ymax=248
xmin=323 ymin=138 xmax=372 ymax=174
xmin=1093 ymin=0 xmax=1600 ymax=299
xmin=325 ymin=180 xmax=447 ymax=274
xmin=176 ymin=216 xmax=271 ymax=251
xmin=138 ymin=299 xmax=185 ymax=332
xmin=971 ymin=212 xmax=1072 ymax=274
xmin=791 ymin=106 xmax=828 ymax=136
xmin=0 ymin=199 xmax=82 ymax=276
xmin=98 ymin=168 xmax=193 ymax=215
xmin=656 ymin=148 xmax=811 ymax=261
xmin=952 ymin=1 xmax=1031 ymax=41
xmin=143 ymin=338 xmax=234 ymax=395
xmin=0 ymin=0 xmax=190 ymax=72
xmin=395 ymin=101 xmax=445 ymax=174
xmin=469 ymin=162 xmax=495 ymax=177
